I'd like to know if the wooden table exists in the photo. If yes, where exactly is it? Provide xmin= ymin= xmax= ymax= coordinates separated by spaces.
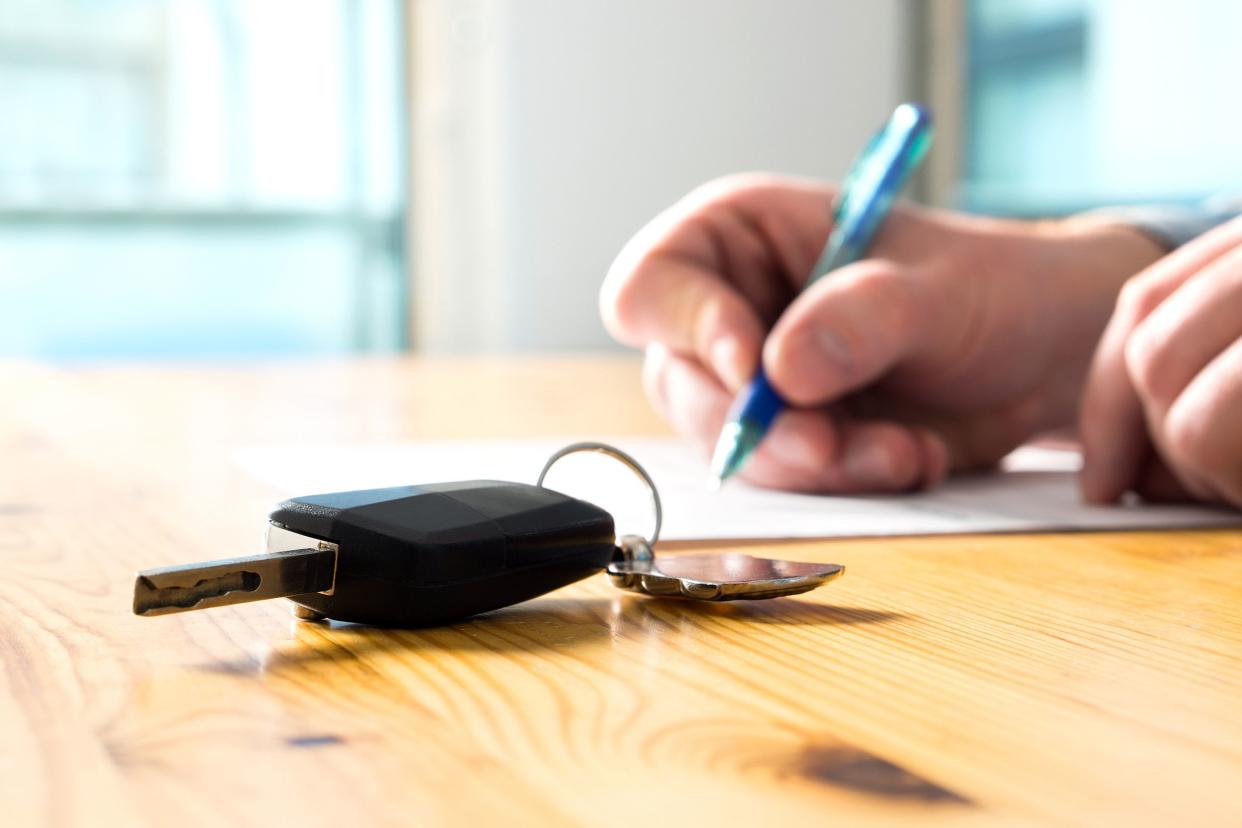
xmin=4 ymin=356 xmax=1242 ymax=828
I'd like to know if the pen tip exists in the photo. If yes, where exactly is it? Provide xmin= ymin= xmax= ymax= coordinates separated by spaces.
xmin=706 ymin=474 xmax=723 ymax=493
xmin=709 ymin=420 xmax=754 ymax=487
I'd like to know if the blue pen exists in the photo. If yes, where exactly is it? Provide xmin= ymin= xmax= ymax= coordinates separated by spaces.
xmin=708 ymin=102 xmax=934 ymax=486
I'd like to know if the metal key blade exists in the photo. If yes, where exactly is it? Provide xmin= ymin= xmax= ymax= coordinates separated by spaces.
xmin=133 ymin=547 xmax=336 ymax=616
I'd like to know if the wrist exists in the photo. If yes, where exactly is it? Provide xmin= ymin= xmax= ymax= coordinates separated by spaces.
xmin=1035 ymin=216 xmax=1166 ymax=426
xmin=959 ymin=213 xmax=1165 ymax=433
xmin=1044 ymin=215 xmax=1167 ymax=331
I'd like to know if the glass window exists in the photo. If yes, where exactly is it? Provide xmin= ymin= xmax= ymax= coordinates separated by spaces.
xmin=0 ymin=0 xmax=406 ymax=359
xmin=963 ymin=0 xmax=1242 ymax=216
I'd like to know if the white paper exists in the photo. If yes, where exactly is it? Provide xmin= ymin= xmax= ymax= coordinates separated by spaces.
xmin=234 ymin=437 xmax=1242 ymax=541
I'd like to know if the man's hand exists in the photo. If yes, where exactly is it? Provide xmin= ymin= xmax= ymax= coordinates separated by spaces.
xmin=1081 ymin=215 xmax=1242 ymax=509
xmin=601 ymin=174 xmax=1165 ymax=493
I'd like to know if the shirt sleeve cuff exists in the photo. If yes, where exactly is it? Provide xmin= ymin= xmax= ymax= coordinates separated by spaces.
xmin=1082 ymin=198 xmax=1242 ymax=250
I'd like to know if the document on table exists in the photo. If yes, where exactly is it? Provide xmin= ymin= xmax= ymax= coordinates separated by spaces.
xmin=234 ymin=437 xmax=1242 ymax=542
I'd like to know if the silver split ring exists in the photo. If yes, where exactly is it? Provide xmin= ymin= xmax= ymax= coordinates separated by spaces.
xmin=536 ymin=441 xmax=662 ymax=546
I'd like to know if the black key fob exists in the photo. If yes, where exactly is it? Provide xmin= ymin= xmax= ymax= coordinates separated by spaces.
xmin=270 ymin=480 xmax=615 ymax=626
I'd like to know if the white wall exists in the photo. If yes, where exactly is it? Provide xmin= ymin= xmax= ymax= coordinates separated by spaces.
xmin=956 ymin=0 xmax=1242 ymax=213
xmin=409 ymin=0 xmax=909 ymax=352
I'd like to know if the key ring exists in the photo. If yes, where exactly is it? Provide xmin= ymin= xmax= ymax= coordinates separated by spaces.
xmin=536 ymin=441 xmax=662 ymax=547
xmin=537 ymin=441 xmax=843 ymax=601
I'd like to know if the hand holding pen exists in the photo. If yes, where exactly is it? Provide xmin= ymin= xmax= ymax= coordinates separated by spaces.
xmin=709 ymin=103 xmax=933 ymax=485
xmin=601 ymin=105 xmax=1168 ymax=495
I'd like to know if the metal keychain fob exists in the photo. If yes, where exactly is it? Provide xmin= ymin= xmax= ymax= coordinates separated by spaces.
xmin=133 ymin=443 xmax=844 ymax=626
xmin=607 ymin=535 xmax=843 ymax=601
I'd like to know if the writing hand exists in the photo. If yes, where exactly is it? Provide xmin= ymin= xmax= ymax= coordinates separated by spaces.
xmin=602 ymin=174 xmax=1164 ymax=492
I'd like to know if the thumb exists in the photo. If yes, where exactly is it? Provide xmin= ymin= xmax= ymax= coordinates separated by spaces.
xmin=763 ymin=260 xmax=922 ymax=406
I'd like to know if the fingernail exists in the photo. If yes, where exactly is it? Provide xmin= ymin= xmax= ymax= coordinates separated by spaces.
xmin=710 ymin=335 xmax=748 ymax=391
xmin=844 ymin=442 xmax=891 ymax=486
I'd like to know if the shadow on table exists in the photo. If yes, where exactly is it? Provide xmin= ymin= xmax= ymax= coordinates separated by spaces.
xmin=200 ymin=595 xmax=909 ymax=676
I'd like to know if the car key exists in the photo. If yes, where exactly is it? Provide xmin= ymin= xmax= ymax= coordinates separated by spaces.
xmin=134 ymin=479 xmax=617 ymax=626
xmin=133 ymin=443 xmax=844 ymax=626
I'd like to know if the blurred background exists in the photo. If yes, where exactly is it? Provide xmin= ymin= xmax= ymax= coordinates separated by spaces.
xmin=3 ymin=0 xmax=1241 ymax=360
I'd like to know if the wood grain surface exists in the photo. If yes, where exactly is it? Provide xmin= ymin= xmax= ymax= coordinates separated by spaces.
xmin=3 ymin=356 xmax=1241 ymax=828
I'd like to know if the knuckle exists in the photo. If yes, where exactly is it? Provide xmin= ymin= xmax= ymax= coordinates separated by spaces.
xmin=685 ymin=172 xmax=776 ymax=207
xmin=1122 ymin=323 xmax=1169 ymax=400
xmin=1163 ymin=407 xmax=1219 ymax=478
xmin=640 ymin=345 xmax=671 ymax=409
xmin=600 ymin=245 xmax=658 ymax=343
xmin=1116 ymin=274 xmax=1163 ymax=321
